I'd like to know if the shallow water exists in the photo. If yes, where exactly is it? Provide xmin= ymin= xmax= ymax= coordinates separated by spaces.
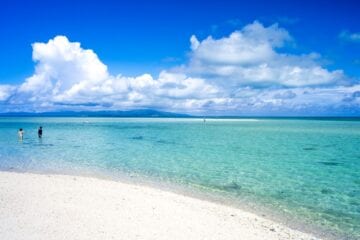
xmin=0 ymin=117 xmax=359 ymax=239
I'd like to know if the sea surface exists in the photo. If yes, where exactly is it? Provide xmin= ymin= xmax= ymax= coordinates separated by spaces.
xmin=0 ymin=117 xmax=359 ymax=239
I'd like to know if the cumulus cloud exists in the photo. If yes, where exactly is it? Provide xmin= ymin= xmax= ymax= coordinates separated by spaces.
xmin=7 ymin=36 xmax=218 ymax=112
xmin=0 ymin=85 xmax=15 ymax=101
xmin=198 ymin=85 xmax=360 ymax=115
xmin=189 ymin=22 xmax=290 ymax=65
xmin=187 ymin=21 xmax=345 ymax=88
xmin=2 ymin=21 xmax=360 ymax=115
xmin=17 ymin=36 xmax=112 ymax=103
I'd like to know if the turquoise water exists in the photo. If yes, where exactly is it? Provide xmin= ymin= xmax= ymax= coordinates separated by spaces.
xmin=0 ymin=117 xmax=359 ymax=239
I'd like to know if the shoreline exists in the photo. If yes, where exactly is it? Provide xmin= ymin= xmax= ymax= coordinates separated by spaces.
xmin=1 ymin=167 xmax=343 ymax=240
xmin=0 ymin=170 xmax=322 ymax=240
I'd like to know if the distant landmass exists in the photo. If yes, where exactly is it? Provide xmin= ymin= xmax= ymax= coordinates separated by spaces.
xmin=0 ymin=110 xmax=359 ymax=120
xmin=0 ymin=109 xmax=191 ymax=117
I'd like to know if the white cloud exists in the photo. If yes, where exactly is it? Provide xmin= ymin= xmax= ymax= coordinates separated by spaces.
xmin=0 ymin=85 xmax=14 ymax=101
xmin=155 ymin=71 xmax=218 ymax=99
xmin=189 ymin=21 xmax=290 ymax=65
xmin=187 ymin=21 xmax=345 ymax=87
xmin=18 ymin=36 xmax=111 ymax=102
xmin=8 ymin=36 xmax=219 ymax=112
xmin=198 ymin=85 xmax=360 ymax=115
xmin=2 ymin=22 xmax=359 ymax=115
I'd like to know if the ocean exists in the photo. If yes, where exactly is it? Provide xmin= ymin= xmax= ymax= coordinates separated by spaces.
xmin=0 ymin=117 xmax=359 ymax=239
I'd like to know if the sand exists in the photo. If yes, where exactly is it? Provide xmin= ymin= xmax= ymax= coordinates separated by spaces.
xmin=0 ymin=171 xmax=320 ymax=240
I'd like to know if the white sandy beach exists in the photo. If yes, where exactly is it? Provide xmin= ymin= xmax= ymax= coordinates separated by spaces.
xmin=0 ymin=171 xmax=319 ymax=240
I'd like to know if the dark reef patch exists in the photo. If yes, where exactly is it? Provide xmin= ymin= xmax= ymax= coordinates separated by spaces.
xmin=318 ymin=161 xmax=342 ymax=166
xmin=130 ymin=136 xmax=144 ymax=140
xmin=217 ymin=181 xmax=242 ymax=192
xmin=303 ymin=147 xmax=317 ymax=151
xmin=321 ymin=188 xmax=334 ymax=194
xmin=156 ymin=139 xmax=176 ymax=145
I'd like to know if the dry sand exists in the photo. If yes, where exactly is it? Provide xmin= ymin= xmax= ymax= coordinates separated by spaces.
xmin=0 ymin=171 xmax=320 ymax=240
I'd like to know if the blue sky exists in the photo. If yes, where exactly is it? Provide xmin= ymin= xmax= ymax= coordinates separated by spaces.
xmin=0 ymin=0 xmax=360 ymax=115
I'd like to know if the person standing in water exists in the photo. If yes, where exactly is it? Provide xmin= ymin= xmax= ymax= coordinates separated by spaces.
xmin=18 ymin=128 xmax=24 ymax=140
xmin=38 ymin=126 xmax=43 ymax=138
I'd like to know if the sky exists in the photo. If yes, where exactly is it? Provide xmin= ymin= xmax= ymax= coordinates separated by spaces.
xmin=0 ymin=0 xmax=360 ymax=116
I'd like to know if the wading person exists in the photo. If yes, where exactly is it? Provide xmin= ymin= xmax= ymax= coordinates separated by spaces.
xmin=18 ymin=128 xmax=24 ymax=140
xmin=38 ymin=126 xmax=43 ymax=138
